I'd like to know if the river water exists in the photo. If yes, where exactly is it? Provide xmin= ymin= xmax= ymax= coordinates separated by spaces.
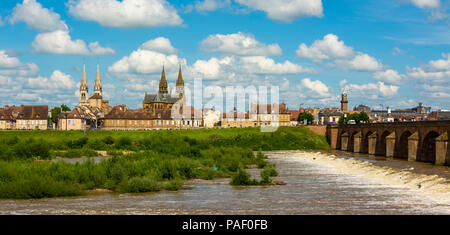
xmin=0 ymin=151 xmax=449 ymax=215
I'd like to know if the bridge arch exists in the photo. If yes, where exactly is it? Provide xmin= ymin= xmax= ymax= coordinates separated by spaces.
xmin=420 ymin=131 xmax=440 ymax=163
xmin=348 ymin=130 xmax=359 ymax=152
xmin=376 ymin=131 xmax=391 ymax=156
xmin=395 ymin=130 xmax=412 ymax=159
xmin=361 ymin=131 xmax=373 ymax=154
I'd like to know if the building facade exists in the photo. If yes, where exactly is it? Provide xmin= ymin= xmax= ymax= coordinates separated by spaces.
xmin=15 ymin=105 xmax=48 ymax=130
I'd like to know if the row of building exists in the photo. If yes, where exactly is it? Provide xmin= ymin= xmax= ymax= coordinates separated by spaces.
xmin=1 ymin=64 xmax=449 ymax=130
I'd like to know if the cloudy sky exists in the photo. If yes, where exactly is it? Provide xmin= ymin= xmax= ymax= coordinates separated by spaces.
xmin=0 ymin=0 xmax=449 ymax=110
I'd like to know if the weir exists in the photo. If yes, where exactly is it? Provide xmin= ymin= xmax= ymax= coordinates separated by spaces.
xmin=326 ymin=121 xmax=450 ymax=166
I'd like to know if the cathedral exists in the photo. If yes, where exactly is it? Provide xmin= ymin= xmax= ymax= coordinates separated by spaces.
xmin=143 ymin=65 xmax=185 ymax=113
xmin=79 ymin=64 xmax=111 ymax=112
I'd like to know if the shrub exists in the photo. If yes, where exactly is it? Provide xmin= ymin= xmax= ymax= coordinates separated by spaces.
xmin=116 ymin=176 xmax=162 ymax=193
xmin=86 ymin=139 xmax=108 ymax=150
xmin=102 ymin=136 xmax=115 ymax=145
xmin=68 ymin=137 xmax=89 ymax=149
xmin=116 ymin=136 xmax=132 ymax=149
xmin=13 ymin=139 xmax=51 ymax=159
xmin=260 ymin=167 xmax=278 ymax=184
xmin=230 ymin=168 xmax=258 ymax=186
xmin=164 ymin=179 xmax=184 ymax=191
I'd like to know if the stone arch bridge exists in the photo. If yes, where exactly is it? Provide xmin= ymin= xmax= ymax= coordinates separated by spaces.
xmin=326 ymin=121 xmax=449 ymax=165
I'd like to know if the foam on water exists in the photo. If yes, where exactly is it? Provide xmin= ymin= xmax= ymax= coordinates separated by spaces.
xmin=269 ymin=151 xmax=450 ymax=209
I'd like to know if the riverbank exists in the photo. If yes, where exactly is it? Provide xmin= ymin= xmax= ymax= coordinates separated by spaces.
xmin=1 ymin=150 xmax=448 ymax=214
xmin=0 ymin=127 xmax=329 ymax=199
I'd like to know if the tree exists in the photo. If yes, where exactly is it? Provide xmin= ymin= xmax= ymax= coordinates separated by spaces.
xmin=61 ymin=104 xmax=71 ymax=112
xmin=359 ymin=111 xmax=370 ymax=123
xmin=297 ymin=112 xmax=314 ymax=125
xmin=339 ymin=112 xmax=370 ymax=124
xmin=51 ymin=107 xmax=62 ymax=124
xmin=50 ymin=104 xmax=71 ymax=124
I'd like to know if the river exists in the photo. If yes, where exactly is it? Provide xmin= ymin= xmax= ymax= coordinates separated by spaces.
xmin=0 ymin=151 xmax=449 ymax=214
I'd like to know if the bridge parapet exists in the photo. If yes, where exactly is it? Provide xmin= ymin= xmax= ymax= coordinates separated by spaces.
xmin=327 ymin=121 xmax=450 ymax=166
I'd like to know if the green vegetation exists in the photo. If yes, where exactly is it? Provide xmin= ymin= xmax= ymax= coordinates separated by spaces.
xmin=338 ymin=111 xmax=370 ymax=124
xmin=49 ymin=104 xmax=71 ymax=125
xmin=297 ymin=112 xmax=314 ymax=125
xmin=0 ymin=127 xmax=329 ymax=199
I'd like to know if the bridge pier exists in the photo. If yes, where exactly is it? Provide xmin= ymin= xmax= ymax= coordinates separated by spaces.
xmin=353 ymin=132 xmax=362 ymax=153
xmin=408 ymin=132 xmax=419 ymax=162
xmin=368 ymin=132 xmax=377 ymax=155
xmin=386 ymin=132 xmax=396 ymax=158
xmin=435 ymin=133 xmax=448 ymax=165
xmin=341 ymin=132 xmax=349 ymax=151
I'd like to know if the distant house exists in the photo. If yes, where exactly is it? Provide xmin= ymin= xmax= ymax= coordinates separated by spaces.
xmin=249 ymin=102 xmax=291 ymax=127
xmin=58 ymin=106 xmax=101 ymax=130
xmin=0 ymin=108 xmax=14 ymax=130
xmin=15 ymin=105 xmax=48 ymax=130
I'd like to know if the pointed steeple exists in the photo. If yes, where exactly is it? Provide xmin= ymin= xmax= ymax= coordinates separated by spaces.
xmin=175 ymin=65 xmax=185 ymax=99
xmin=79 ymin=64 xmax=89 ymax=106
xmin=176 ymin=65 xmax=184 ymax=86
xmin=81 ymin=64 xmax=88 ymax=85
xmin=94 ymin=64 xmax=102 ymax=96
xmin=159 ymin=65 xmax=168 ymax=94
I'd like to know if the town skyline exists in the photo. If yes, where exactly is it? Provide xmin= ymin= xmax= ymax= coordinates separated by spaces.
xmin=0 ymin=0 xmax=449 ymax=110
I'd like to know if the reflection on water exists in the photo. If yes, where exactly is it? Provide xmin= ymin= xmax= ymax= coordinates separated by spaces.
xmin=0 ymin=151 xmax=449 ymax=215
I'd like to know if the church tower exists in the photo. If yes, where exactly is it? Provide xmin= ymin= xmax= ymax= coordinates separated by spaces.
xmin=79 ymin=64 xmax=89 ymax=106
xmin=158 ymin=66 xmax=168 ymax=94
xmin=94 ymin=64 xmax=102 ymax=96
xmin=176 ymin=65 xmax=184 ymax=99
xmin=341 ymin=92 xmax=348 ymax=112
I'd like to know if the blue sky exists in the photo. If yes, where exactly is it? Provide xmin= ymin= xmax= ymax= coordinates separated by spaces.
xmin=0 ymin=0 xmax=449 ymax=110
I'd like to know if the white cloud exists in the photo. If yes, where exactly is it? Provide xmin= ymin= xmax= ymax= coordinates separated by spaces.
xmin=200 ymin=32 xmax=282 ymax=56
xmin=335 ymin=53 xmax=383 ymax=71
xmin=190 ymin=57 xmax=234 ymax=79
xmin=0 ymin=50 xmax=39 ymax=77
xmin=89 ymin=42 xmax=116 ymax=55
xmin=32 ymin=30 xmax=114 ymax=55
xmin=109 ymin=49 xmax=185 ymax=74
xmin=406 ymin=53 xmax=450 ymax=83
xmin=240 ymin=56 xmax=316 ymax=74
xmin=0 ymin=15 xmax=3 ymax=26
xmin=32 ymin=30 xmax=90 ymax=55
xmin=140 ymin=37 xmax=178 ymax=54
xmin=0 ymin=50 xmax=23 ymax=68
xmin=235 ymin=0 xmax=323 ymax=22
xmin=408 ymin=0 xmax=440 ymax=9
xmin=25 ymin=70 xmax=76 ymax=90
xmin=9 ymin=0 xmax=68 ymax=32
xmin=296 ymin=78 xmax=331 ymax=98
xmin=373 ymin=69 xmax=405 ymax=85
xmin=186 ymin=0 xmax=229 ymax=12
xmin=344 ymin=82 xmax=399 ymax=99
xmin=296 ymin=34 xmax=354 ymax=61
xmin=427 ymin=53 xmax=450 ymax=71
xmin=68 ymin=0 xmax=182 ymax=28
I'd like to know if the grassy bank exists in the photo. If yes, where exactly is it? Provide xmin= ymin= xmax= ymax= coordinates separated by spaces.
xmin=0 ymin=127 xmax=330 ymax=199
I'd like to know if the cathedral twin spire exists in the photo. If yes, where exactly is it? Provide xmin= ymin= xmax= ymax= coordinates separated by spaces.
xmin=158 ymin=65 xmax=184 ymax=98
xmin=79 ymin=64 xmax=103 ymax=106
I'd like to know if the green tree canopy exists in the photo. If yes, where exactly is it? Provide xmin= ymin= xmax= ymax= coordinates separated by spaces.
xmin=297 ymin=112 xmax=314 ymax=125
xmin=50 ymin=104 xmax=72 ymax=124
xmin=61 ymin=104 xmax=71 ymax=112
xmin=339 ymin=112 xmax=370 ymax=124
